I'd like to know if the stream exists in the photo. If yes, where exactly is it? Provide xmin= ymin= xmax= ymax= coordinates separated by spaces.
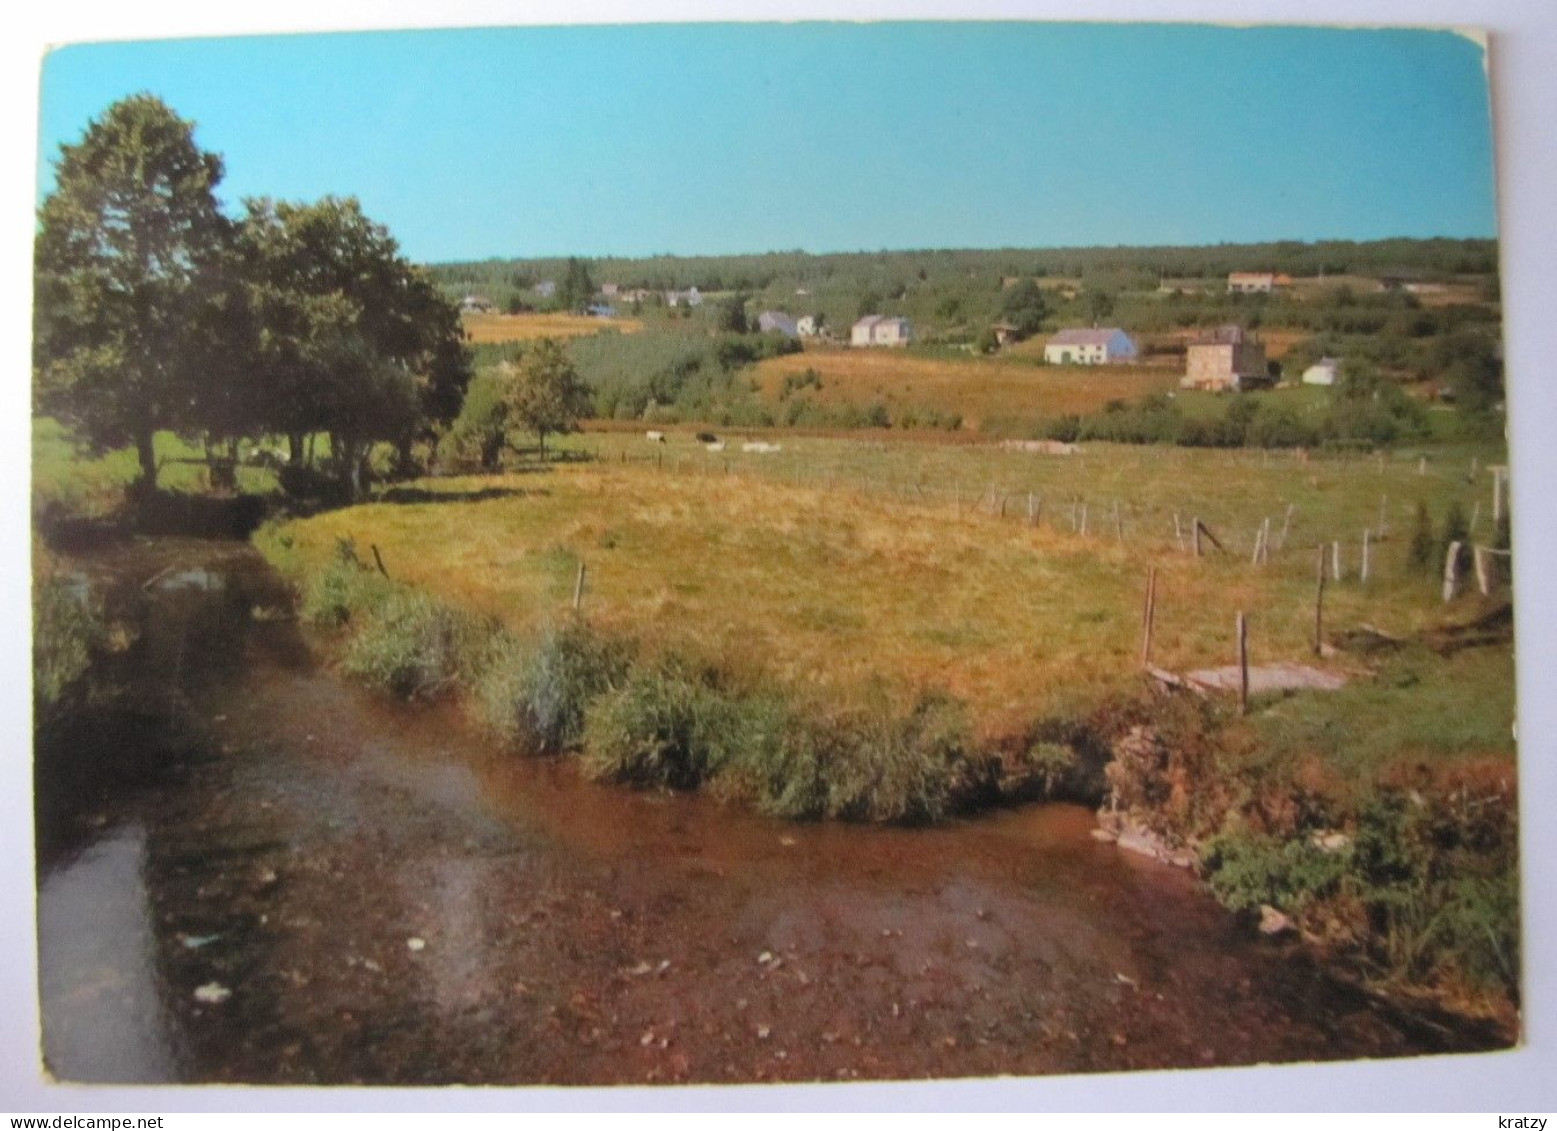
xmin=32 ymin=535 xmax=1508 ymax=1086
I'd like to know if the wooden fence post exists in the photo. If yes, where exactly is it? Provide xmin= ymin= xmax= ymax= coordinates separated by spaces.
xmin=1277 ymin=503 xmax=1293 ymax=551
xmin=1080 ymin=503 xmax=1089 ymax=537
xmin=1141 ymin=566 xmax=1158 ymax=669
xmin=1331 ymin=540 xmax=1342 ymax=582
xmin=1474 ymin=544 xmax=1491 ymax=596
xmin=1237 ymin=611 xmax=1250 ymax=715
xmin=1361 ymin=528 xmax=1371 ymax=585
xmin=1192 ymin=516 xmax=1202 ymax=557
xmin=1028 ymin=491 xmax=1035 ymax=526
xmin=1442 ymin=541 xmax=1463 ymax=603
xmin=1313 ymin=545 xmax=1326 ymax=656
xmin=370 ymin=544 xmax=389 ymax=578
xmin=573 ymin=560 xmax=587 ymax=611
xmin=1418 ymin=456 xmax=1428 ymax=476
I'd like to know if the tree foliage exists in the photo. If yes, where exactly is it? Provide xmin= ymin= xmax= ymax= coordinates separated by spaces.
xmin=558 ymin=256 xmax=595 ymax=314
xmin=34 ymin=95 xmax=231 ymax=486
xmin=506 ymin=338 xmax=592 ymax=459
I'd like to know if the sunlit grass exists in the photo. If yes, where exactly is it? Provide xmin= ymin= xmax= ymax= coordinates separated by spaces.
xmin=262 ymin=432 xmax=1514 ymax=756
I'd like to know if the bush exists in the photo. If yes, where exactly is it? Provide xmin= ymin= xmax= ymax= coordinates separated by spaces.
xmin=821 ymin=690 xmax=973 ymax=824
xmin=300 ymin=550 xmax=395 ymax=627
xmin=1202 ymin=830 xmax=1349 ymax=914
xmin=581 ymin=661 xmax=742 ymax=789
xmin=340 ymin=588 xmax=495 ymax=700
xmin=33 ymin=573 xmax=99 ymax=711
xmin=477 ymin=621 xmax=633 ymax=754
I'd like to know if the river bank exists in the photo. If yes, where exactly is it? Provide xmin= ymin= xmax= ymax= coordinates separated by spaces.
xmin=33 ymin=535 xmax=1510 ymax=1085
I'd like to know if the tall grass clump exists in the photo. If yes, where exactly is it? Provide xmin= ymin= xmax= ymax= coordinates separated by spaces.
xmin=581 ymin=660 xmax=747 ymax=789
xmin=300 ymin=540 xmax=396 ymax=626
xmin=819 ymin=690 xmax=974 ymax=824
xmin=33 ymin=573 xmax=100 ymax=714
xmin=477 ymin=620 xmax=633 ymax=754
xmin=340 ymin=588 xmax=497 ymax=700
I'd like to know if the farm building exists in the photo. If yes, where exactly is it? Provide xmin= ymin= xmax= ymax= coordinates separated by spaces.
xmin=1302 ymin=357 xmax=1340 ymax=386
xmin=1227 ymin=272 xmax=1276 ymax=294
xmin=851 ymin=315 xmax=912 ymax=347
xmin=1042 ymin=328 xmax=1138 ymax=365
xmin=797 ymin=315 xmax=822 ymax=338
xmin=458 ymin=294 xmax=495 ymax=314
xmin=758 ymin=311 xmax=801 ymax=339
xmin=1182 ymin=325 xmax=1271 ymax=391
xmin=666 ymin=287 xmax=703 ymax=308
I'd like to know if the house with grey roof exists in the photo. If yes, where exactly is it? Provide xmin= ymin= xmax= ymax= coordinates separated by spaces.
xmin=1043 ymin=328 xmax=1138 ymax=365
xmin=851 ymin=315 xmax=911 ymax=347
xmin=757 ymin=311 xmax=800 ymax=339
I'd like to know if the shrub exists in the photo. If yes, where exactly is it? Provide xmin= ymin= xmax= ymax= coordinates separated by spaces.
xmin=300 ymin=552 xmax=395 ymax=627
xmin=477 ymin=621 xmax=633 ymax=754
xmin=821 ymin=690 xmax=972 ymax=824
xmin=33 ymin=573 xmax=99 ymax=711
xmin=581 ymin=661 xmax=740 ymax=788
xmin=1201 ymin=830 xmax=1349 ymax=914
xmin=340 ymin=589 xmax=495 ymax=700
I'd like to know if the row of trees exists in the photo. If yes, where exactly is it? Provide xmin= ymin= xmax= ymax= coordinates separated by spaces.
xmin=34 ymin=95 xmax=471 ymax=498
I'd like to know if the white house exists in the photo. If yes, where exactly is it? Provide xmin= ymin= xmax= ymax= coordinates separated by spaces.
xmin=796 ymin=315 xmax=821 ymax=338
xmin=1043 ymin=328 xmax=1138 ymax=365
xmin=851 ymin=315 xmax=911 ymax=347
xmin=666 ymin=286 xmax=703 ymax=308
xmin=1302 ymin=357 xmax=1340 ymax=387
xmin=1228 ymin=272 xmax=1276 ymax=294
xmin=757 ymin=311 xmax=800 ymax=339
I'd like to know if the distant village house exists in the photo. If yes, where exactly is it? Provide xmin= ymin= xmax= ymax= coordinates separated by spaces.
xmin=666 ymin=287 xmax=703 ymax=308
xmin=757 ymin=311 xmax=800 ymax=339
xmin=1043 ymin=328 xmax=1138 ymax=365
xmin=851 ymin=315 xmax=912 ymax=347
xmin=1227 ymin=272 xmax=1276 ymax=294
xmin=1301 ymin=357 xmax=1340 ymax=387
xmin=458 ymin=294 xmax=495 ymax=315
xmin=1182 ymin=325 xmax=1271 ymax=391
xmin=797 ymin=315 xmax=822 ymax=338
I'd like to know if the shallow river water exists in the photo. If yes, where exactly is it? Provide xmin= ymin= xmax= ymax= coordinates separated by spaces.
xmin=32 ymin=536 xmax=1508 ymax=1086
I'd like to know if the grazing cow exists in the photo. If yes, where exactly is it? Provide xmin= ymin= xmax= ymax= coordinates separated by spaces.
xmin=645 ymin=431 xmax=666 ymax=443
xmin=695 ymin=431 xmax=718 ymax=444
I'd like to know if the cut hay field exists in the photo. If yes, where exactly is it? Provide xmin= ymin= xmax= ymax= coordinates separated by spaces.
xmin=263 ymin=432 xmax=1513 ymax=768
xmin=752 ymin=348 xmax=1181 ymax=430
xmin=461 ymin=312 xmax=644 ymax=344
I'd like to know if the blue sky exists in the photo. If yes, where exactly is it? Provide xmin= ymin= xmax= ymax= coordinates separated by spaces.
xmin=35 ymin=22 xmax=1496 ymax=263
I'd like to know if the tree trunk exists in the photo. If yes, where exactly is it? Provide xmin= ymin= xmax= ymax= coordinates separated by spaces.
xmin=135 ymin=429 xmax=158 ymax=489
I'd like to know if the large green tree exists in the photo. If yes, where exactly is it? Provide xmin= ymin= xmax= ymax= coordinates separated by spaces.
xmin=34 ymin=94 xmax=232 ymax=488
xmin=506 ymin=338 xmax=592 ymax=460
xmin=235 ymin=196 xmax=470 ymax=493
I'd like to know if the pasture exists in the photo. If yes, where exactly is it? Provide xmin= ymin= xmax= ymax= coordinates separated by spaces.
xmin=752 ymin=348 xmax=1182 ymax=431
xmin=262 ymin=430 xmax=1514 ymax=774
xmin=461 ymin=311 xmax=644 ymax=344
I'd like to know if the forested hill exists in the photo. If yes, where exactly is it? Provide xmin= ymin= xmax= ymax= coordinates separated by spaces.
xmin=426 ymin=238 xmax=1497 ymax=299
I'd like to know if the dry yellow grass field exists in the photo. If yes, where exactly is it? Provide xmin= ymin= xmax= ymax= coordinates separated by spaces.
xmin=266 ymin=435 xmax=1508 ymax=744
xmin=752 ymin=348 xmax=1182 ymax=428
xmin=461 ymin=312 xmax=644 ymax=344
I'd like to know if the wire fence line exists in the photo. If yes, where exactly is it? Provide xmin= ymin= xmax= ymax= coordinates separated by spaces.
xmin=583 ymin=439 xmax=1508 ymax=592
